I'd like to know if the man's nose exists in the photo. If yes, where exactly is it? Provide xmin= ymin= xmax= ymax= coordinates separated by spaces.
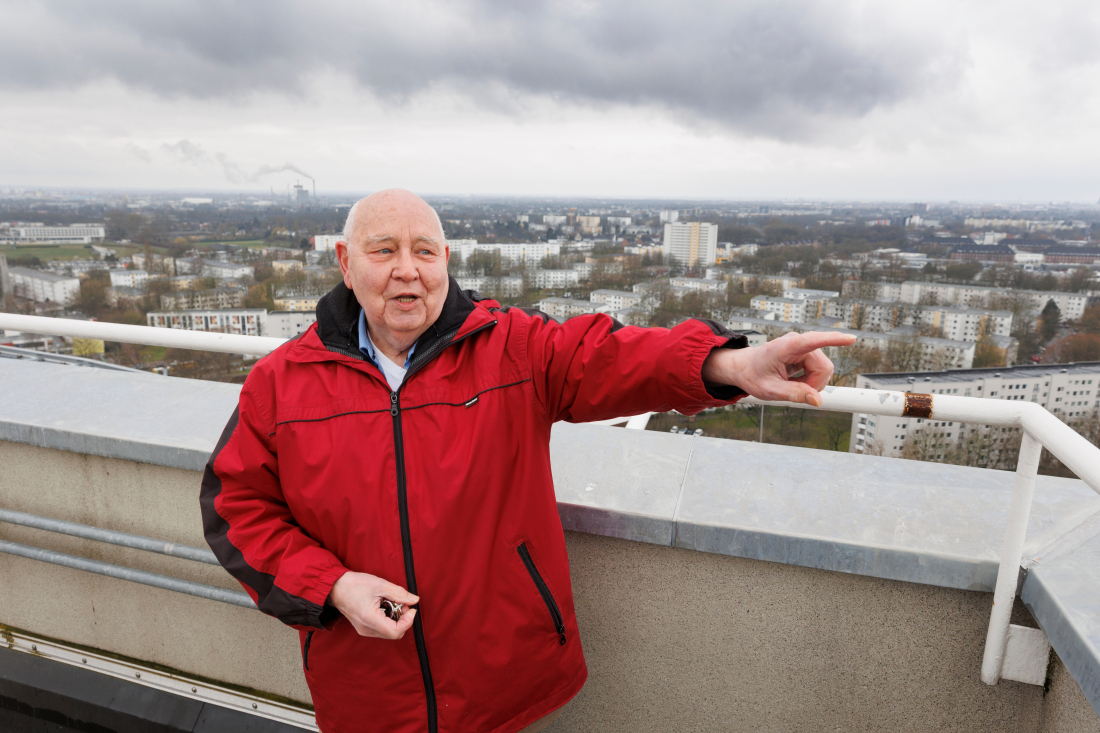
xmin=392 ymin=248 xmax=419 ymax=280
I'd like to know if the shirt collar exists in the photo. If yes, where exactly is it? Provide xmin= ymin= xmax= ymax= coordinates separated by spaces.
xmin=358 ymin=308 xmax=416 ymax=369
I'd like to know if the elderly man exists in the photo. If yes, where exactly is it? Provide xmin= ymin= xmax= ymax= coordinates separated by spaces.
xmin=201 ymin=189 xmax=855 ymax=733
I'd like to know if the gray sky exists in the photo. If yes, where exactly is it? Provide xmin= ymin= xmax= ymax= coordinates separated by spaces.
xmin=2 ymin=0 xmax=1099 ymax=202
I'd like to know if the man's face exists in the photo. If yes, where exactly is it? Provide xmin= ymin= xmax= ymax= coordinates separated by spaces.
xmin=337 ymin=194 xmax=449 ymax=353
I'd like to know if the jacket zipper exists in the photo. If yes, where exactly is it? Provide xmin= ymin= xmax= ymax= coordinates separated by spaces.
xmin=517 ymin=542 xmax=567 ymax=646
xmin=303 ymin=630 xmax=314 ymax=671
xmin=327 ymin=319 xmax=497 ymax=733
xmin=390 ymin=389 xmax=438 ymax=733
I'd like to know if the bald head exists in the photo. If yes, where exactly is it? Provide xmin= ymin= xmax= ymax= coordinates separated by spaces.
xmin=335 ymin=187 xmax=451 ymax=366
xmin=343 ymin=189 xmax=445 ymax=247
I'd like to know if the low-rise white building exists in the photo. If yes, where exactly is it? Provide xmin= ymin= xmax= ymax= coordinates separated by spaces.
xmin=751 ymin=296 xmax=811 ymax=323
xmin=268 ymin=310 xmax=318 ymax=338
xmin=589 ymin=289 xmax=644 ymax=311
xmin=535 ymin=297 xmax=609 ymax=320
xmin=272 ymin=294 xmax=320 ymax=312
xmin=454 ymin=242 xmax=561 ymax=265
xmin=850 ymin=362 xmax=1100 ymax=457
xmin=109 ymin=269 xmax=149 ymax=289
xmin=147 ymin=309 xmax=267 ymax=337
xmin=727 ymin=314 xmax=979 ymax=372
xmin=313 ymin=235 xmax=343 ymax=252
xmin=159 ymin=287 xmax=247 ymax=311
xmin=531 ymin=269 xmax=580 ymax=289
xmin=8 ymin=267 xmax=80 ymax=306
xmin=824 ymin=300 xmax=1013 ymax=341
xmin=202 ymin=260 xmax=255 ymax=281
xmin=8 ymin=223 xmax=105 ymax=244
xmin=669 ymin=277 xmax=728 ymax=293
xmin=454 ymin=276 xmax=524 ymax=298
xmin=727 ymin=271 xmax=804 ymax=292
xmin=572 ymin=261 xmax=624 ymax=280
xmin=842 ymin=281 xmax=1088 ymax=321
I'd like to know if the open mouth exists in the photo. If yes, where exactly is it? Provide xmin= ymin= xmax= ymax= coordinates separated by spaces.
xmin=393 ymin=295 xmax=419 ymax=305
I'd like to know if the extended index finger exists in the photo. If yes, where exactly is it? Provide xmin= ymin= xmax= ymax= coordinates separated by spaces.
xmin=782 ymin=331 xmax=857 ymax=357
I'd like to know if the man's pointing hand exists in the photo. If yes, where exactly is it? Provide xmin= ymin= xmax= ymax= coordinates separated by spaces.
xmin=329 ymin=571 xmax=419 ymax=640
xmin=702 ymin=331 xmax=858 ymax=407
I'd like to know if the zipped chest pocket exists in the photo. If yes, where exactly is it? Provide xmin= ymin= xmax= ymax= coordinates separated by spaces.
xmin=517 ymin=542 xmax=567 ymax=646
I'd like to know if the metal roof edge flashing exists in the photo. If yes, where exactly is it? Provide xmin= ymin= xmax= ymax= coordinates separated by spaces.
xmin=0 ymin=418 xmax=211 ymax=472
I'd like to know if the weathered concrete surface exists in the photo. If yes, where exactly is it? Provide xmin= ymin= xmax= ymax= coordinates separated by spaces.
xmin=1042 ymin=656 xmax=1100 ymax=733
xmin=1026 ymin=528 xmax=1100 ymax=724
xmin=0 ymin=442 xmax=310 ymax=705
xmin=555 ymin=531 xmax=1049 ymax=733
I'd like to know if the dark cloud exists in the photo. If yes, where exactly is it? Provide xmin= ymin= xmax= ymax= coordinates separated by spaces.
xmin=0 ymin=0 xmax=961 ymax=139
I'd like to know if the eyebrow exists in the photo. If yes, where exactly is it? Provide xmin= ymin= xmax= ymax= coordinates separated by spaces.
xmin=364 ymin=234 xmax=441 ymax=246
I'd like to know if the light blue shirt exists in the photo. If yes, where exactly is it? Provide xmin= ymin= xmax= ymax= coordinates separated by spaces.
xmin=358 ymin=308 xmax=416 ymax=391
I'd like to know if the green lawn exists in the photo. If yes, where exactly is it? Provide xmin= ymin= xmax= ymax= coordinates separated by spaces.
xmin=0 ymin=242 xmax=173 ymax=262
xmin=2 ymin=244 xmax=96 ymax=261
xmin=646 ymin=406 xmax=852 ymax=453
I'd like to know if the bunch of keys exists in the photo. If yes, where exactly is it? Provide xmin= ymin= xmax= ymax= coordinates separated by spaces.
xmin=381 ymin=599 xmax=404 ymax=622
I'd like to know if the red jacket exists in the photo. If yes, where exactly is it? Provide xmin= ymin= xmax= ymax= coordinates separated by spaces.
xmin=201 ymin=280 xmax=746 ymax=732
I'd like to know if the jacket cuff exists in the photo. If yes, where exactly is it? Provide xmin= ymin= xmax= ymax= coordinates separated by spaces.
xmin=703 ymin=335 xmax=749 ymax=400
xmin=316 ymin=565 xmax=350 ymax=629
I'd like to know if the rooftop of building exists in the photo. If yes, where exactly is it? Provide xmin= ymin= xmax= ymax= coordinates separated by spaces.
xmin=862 ymin=361 xmax=1100 ymax=385
xmin=590 ymin=289 xmax=639 ymax=297
xmin=728 ymin=315 xmax=977 ymax=348
xmin=8 ymin=266 xmax=79 ymax=282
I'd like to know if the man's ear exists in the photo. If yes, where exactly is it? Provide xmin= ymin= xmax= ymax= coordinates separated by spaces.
xmin=336 ymin=240 xmax=352 ymax=287
xmin=444 ymin=244 xmax=450 ymax=263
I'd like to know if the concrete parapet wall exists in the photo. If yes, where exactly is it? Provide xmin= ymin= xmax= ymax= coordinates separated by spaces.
xmin=1 ymin=441 xmax=1098 ymax=729
xmin=0 ymin=441 xmax=309 ymax=704
xmin=561 ymin=531 xmax=1098 ymax=733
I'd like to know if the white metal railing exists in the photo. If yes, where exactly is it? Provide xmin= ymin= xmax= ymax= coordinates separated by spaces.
xmin=2 ymin=313 xmax=1099 ymax=687
xmin=0 ymin=312 xmax=284 ymax=356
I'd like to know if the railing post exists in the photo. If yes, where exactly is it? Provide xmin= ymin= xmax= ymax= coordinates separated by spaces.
xmin=981 ymin=430 xmax=1042 ymax=685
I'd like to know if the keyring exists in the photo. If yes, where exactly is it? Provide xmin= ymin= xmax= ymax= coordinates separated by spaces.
xmin=381 ymin=599 xmax=403 ymax=622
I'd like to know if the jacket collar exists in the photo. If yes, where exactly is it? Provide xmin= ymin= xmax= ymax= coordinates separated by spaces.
xmin=306 ymin=276 xmax=490 ymax=363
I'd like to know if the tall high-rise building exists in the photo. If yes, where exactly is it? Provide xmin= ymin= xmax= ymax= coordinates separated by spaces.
xmin=662 ymin=222 xmax=718 ymax=268
xmin=0 ymin=254 xmax=10 ymax=300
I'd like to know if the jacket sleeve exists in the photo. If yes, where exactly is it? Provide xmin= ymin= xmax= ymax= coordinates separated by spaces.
xmin=200 ymin=376 xmax=348 ymax=630
xmin=524 ymin=312 xmax=749 ymax=424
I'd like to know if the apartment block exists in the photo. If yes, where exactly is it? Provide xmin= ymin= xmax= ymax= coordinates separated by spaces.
xmin=850 ymin=363 xmax=1100 ymax=457
xmin=589 ymin=289 xmax=644 ymax=311
xmin=663 ymin=222 xmax=718 ymax=268
xmin=824 ymin=300 xmax=1013 ymax=340
xmin=454 ymin=276 xmax=524 ymax=298
xmin=159 ymin=287 xmax=246 ymax=311
xmin=726 ymin=314 xmax=978 ymax=372
xmin=147 ymin=309 xmax=267 ymax=337
xmin=108 ymin=269 xmax=149 ymax=289
xmin=531 ymin=269 xmax=580 ymax=289
xmin=535 ymin=297 xmax=609 ymax=320
xmin=8 ymin=267 xmax=80 ymax=306
xmin=268 ymin=310 xmax=318 ymax=338
xmin=841 ymin=281 xmax=1088 ymax=321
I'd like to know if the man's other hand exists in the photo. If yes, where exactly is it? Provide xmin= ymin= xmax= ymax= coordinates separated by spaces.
xmin=328 ymin=571 xmax=420 ymax=640
xmin=702 ymin=331 xmax=858 ymax=407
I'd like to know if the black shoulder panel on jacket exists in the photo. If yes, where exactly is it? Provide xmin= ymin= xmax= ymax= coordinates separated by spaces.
xmin=200 ymin=407 xmax=332 ymax=629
